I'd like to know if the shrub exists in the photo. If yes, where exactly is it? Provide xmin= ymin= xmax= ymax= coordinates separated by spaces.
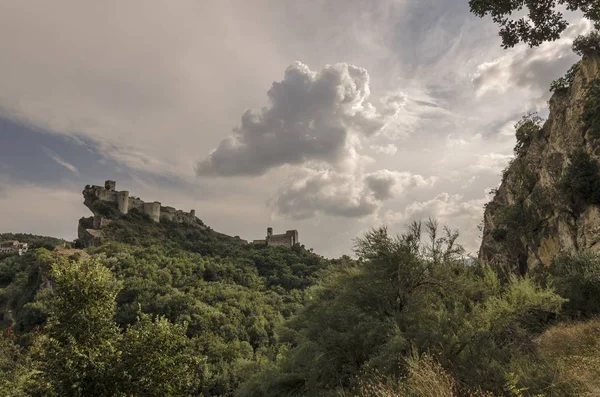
xmin=582 ymin=78 xmax=600 ymax=139
xmin=550 ymin=62 xmax=580 ymax=93
xmin=572 ymin=31 xmax=600 ymax=57
xmin=491 ymin=228 xmax=508 ymax=242
xmin=91 ymin=200 xmax=121 ymax=218
xmin=560 ymin=149 xmax=600 ymax=207
xmin=543 ymin=251 xmax=600 ymax=318
xmin=514 ymin=113 xmax=543 ymax=157
xmin=238 ymin=224 xmax=564 ymax=396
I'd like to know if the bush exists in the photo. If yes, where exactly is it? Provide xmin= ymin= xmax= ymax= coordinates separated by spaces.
xmin=238 ymin=223 xmax=564 ymax=396
xmin=492 ymin=228 xmax=508 ymax=242
xmin=560 ymin=149 xmax=600 ymax=208
xmin=572 ymin=31 xmax=600 ymax=57
xmin=582 ymin=78 xmax=600 ymax=139
xmin=539 ymin=251 xmax=600 ymax=318
xmin=550 ymin=62 xmax=580 ymax=93
xmin=91 ymin=200 xmax=121 ymax=218
xmin=514 ymin=113 xmax=543 ymax=157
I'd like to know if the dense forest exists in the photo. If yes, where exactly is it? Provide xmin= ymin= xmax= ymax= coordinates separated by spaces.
xmin=3 ymin=212 xmax=600 ymax=396
xmin=3 ymin=5 xmax=600 ymax=397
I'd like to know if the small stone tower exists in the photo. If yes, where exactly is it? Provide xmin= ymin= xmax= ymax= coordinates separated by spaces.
xmin=190 ymin=209 xmax=196 ymax=217
xmin=142 ymin=201 xmax=161 ymax=222
xmin=116 ymin=190 xmax=130 ymax=215
xmin=105 ymin=180 xmax=116 ymax=191
xmin=267 ymin=227 xmax=273 ymax=238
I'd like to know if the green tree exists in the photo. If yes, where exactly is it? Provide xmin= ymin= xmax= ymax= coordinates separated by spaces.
xmin=0 ymin=331 xmax=46 ymax=397
xmin=535 ymin=251 xmax=600 ymax=318
xmin=118 ymin=313 xmax=204 ymax=396
xmin=469 ymin=0 xmax=600 ymax=48
xmin=31 ymin=257 xmax=207 ymax=396
xmin=238 ymin=222 xmax=564 ymax=396
xmin=34 ymin=258 xmax=122 ymax=396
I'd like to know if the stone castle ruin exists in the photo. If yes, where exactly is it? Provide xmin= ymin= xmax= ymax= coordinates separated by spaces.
xmin=84 ymin=180 xmax=199 ymax=224
xmin=78 ymin=180 xmax=203 ymax=246
xmin=77 ymin=180 xmax=299 ymax=248
xmin=252 ymin=227 xmax=299 ymax=248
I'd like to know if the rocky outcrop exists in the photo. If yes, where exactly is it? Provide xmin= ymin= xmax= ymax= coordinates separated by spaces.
xmin=77 ymin=180 xmax=206 ymax=247
xmin=77 ymin=217 xmax=105 ymax=247
xmin=479 ymin=55 xmax=600 ymax=276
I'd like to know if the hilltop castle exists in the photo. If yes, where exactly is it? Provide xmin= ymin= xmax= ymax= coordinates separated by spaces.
xmin=252 ymin=227 xmax=299 ymax=248
xmin=83 ymin=180 xmax=198 ymax=226
xmin=77 ymin=180 xmax=299 ymax=248
xmin=78 ymin=180 xmax=203 ymax=246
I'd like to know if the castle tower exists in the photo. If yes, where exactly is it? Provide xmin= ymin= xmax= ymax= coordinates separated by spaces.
xmin=190 ymin=209 xmax=196 ymax=217
xmin=267 ymin=227 xmax=273 ymax=238
xmin=286 ymin=230 xmax=299 ymax=245
xmin=143 ymin=201 xmax=161 ymax=222
xmin=105 ymin=180 xmax=116 ymax=191
xmin=116 ymin=191 xmax=129 ymax=214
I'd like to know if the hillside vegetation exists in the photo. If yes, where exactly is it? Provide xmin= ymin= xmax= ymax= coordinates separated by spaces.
xmin=2 ymin=212 xmax=600 ymax=395
xmin=1 ymin=212 xmax=329 ymax=396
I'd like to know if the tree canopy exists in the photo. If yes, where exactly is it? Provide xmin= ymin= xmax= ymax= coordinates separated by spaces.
xmin=469 ymin=0 xmax=600 ymax=48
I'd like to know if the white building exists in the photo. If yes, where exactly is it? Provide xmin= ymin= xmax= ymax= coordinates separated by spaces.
xmin=0 ymin=241 xmax=29 ymax=256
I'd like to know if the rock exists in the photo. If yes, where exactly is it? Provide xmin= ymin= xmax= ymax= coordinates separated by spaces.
xmin=479 ymin=55 xmax=600 ymax=274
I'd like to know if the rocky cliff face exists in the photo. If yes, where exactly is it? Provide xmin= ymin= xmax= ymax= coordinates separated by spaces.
xmin=479 ymin=55 xmax=600 ymax=276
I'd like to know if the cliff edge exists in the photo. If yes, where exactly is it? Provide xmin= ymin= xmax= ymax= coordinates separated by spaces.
xmin=479 ymin=55 xmax=600 ymax=276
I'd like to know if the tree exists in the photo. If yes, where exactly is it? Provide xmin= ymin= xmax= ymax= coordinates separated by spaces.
xmin=33 ymin=259 xmax=122 ymax=396
xmin=31 ymin=258 xmax=207 ymax=396
xmin=469 ymin=0 xmax=600 ymax=48
xmin=118 ymin=313 xmax=204 ymax=396
xmin=238 ymin=222 xmax=564 ymax=396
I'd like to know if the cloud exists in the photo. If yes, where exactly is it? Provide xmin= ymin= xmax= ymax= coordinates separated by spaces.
xmin=370 ymin=143 xmax=398 ymax=155
xmin=269 ymin=167 xmax=434 ymax=220
xmin=268 ymin=168 xmax=379 ymax=219
xmin=197 ymin=61 xmax=405 ymax=176
xmin=365 ymin=170 xmax=436 ymax=201
xmin=42 ymin=147 xmax=80 ymax=175
xmin=472 ymin=19 xmax=591 ymax=98
xmin=469 ymin=153 xmax=513 ymax=174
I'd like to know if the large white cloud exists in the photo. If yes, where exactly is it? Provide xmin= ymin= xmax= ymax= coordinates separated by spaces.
xmin=370 ymin=143 xmax=398 ymax=155
xmin=472 ymin=19 xmax=591 ymax=100
xmin=269 ymin=167 xmax=435 ymax=220
xmin=197 ymin=61 xmax=404 ymax=176
xmin=365 ymin=170 xmax=436 ymax=201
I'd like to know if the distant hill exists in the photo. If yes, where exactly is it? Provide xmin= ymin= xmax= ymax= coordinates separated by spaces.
xmin=0 ymin=233 xmax=69 ymax=250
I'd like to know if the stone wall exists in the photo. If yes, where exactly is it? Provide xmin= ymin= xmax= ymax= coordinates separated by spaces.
xmin=252 ymin=227 xmax=299 ymax=248
xmin=82 ymin=180 xmax=199 ymax=227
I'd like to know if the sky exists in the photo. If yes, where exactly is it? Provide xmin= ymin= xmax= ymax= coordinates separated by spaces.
xmin=0 ymin=1 xmax=591 ymax=257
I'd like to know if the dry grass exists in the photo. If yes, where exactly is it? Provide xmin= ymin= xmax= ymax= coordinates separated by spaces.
xmin=351 ymin=355 xmax=456 ymax=397
xmin=538 ymin=319 xmax=600 ymax=396
xmin=53 ymin=247 xmax=89 ymax=260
